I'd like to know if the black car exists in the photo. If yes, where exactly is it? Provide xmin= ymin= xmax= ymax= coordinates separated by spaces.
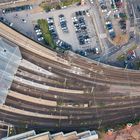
xmin=48 ymin=22 xmax=54 ymax=26
xmin=34 ymin=25 xmax=40 ymax=30
xmin=78 ymin=11 xmax=82 ymax=16
xmin=83 ymin=11 xmax=86 ymax=15
xmin=79 ymin=50 xmax=87 ymax=56
xmin=79 ymin=17 xmax=85 ymax=25
xmin=75 ymin=11 xmax=79 ymax=16
xmin=81 ymin=26 xmax=87 ymax=30
xmin=59 ymin=42 xmax=71 ymax=50
xmin=59 ymin=14 xmax=64 ymax=18
xmin=109 ymin=31 xmax=116 ymax=39
xmin=0 ymin=17 xmax=4 ymax=21
xmin=78 ymin=36 xmax=85 ymax=45
xmin=52 ymin=33 xmax=58 ymax=39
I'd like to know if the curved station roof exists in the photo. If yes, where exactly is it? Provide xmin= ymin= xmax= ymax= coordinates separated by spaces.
xmin=0 ymin=38 xmax=21 ymax=104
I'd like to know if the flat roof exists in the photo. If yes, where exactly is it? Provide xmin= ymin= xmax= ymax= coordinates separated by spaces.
xmin=0 ymin=37 xmax=21 ymax=104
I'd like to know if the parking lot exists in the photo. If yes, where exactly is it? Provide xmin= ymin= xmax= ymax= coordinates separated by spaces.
xmin=50 ymin=6 xmax=99 ymax=52
xmin=1 ymin=4 xmax=100 ymax=54
xmin=97 ymin=0 xmax=129 ymax=45
xmin=2 ymin=5 xmax=32 ymax=14
xmin=131 ymin=0 xmax=140 ymax=19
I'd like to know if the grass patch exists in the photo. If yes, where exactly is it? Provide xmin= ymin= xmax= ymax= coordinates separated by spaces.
xmin=117 ymin=54 xmax=126 ymax=61
xmin=57 ymin=101 xmax=64 ymax=106
xmin=127 ymin=44 xmax=138 ymax=52
xmin=38 ymin=19 xmax=56 ymax=49
xmin=119 ymin=12 xmax=127 ymax=20
xmin=60 ymin=0 xmax=80 ymax=6
xmin=40 ymin=0 xmax=81 ymax=11
xmin=40 ymin=3 xmax=61 ymax=11
xmin=97 ymin=102 xmax=105 ymax=108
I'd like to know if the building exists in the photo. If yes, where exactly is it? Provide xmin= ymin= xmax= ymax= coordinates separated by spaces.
xmin=103 ymin=123 xmax=140 ymax=140
xmin=0 ymin=38 xmax=21 ymax=104
xmin=2 ymin=130 xmax=98 ymax=140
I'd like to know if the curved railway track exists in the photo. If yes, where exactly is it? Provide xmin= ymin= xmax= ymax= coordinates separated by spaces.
xmin=0 ymin=22 xmax=140 ymax=132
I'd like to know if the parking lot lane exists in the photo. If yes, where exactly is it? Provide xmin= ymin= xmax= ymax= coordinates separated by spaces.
xmin=2 ymin=11 xmax=36 ymax=39
xmin=2 ymin=4 xmax=91 ymax=50
xmin=53 ymin=10 xmax=80 ymax=50
xmin=52 ymin=6 xmax=90 ymax=51
xmin=84 ymin=15 xmax=100 ymax=48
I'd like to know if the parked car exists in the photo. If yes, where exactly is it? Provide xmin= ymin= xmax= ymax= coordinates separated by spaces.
xmin=36 ymin=31 xmax=42 ymax=35
xmin=59 ymin=14 xmax=68 ymax=32
xmin=37 ymin=35 xmax=44 ymax=41
xmin=22 ymin=19 xmax=27 ymax=23
xmin=0 ymin=17 xmax=13 ymax=27
xmin=90 ymin=0 xmax=94 ymax=4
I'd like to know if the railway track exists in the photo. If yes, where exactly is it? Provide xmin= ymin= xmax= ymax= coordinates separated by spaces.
xmin=0 ymin=22 xmax=140 ymax=132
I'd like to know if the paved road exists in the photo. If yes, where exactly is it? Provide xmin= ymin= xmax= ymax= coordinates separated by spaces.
xmin=107 ymin=41 xmax=136 ymax=61
xmin=87 ymin=0 xmax=115 ymax=60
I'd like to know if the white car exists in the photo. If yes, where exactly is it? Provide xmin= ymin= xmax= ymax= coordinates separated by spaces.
xmin=49 ymin=26 xmax=54 ymax=31
xmin=56 ymin=40 xmax=61 ymax=46
xmin=105 ymin=21 xmax=111 ymax=25
xmin=60 ymin=18 xmax=65 ymax=22
xmin=2 ymin=10 xmax=5 ymax=13
xmin=95 ymin=47 xmax=99 ymax=54
xmin=9 ymin=22 xmax=13 ymax=27
xmin=30 ymin=6 xmax=33 ymax=10
xmin=108 ymin=29 xmax=114 ymax=33
xmin=37 ymin=37 xmax=44 ymax=41
xmin=90 ymin=0 xmax=94 ymax=4
xmin=102 ymin=9 xmax=107 ymax=13
xmin=35 ymin=29 xmax=41 ymax=32
xmin=106 ymin=11 xmax=111 ymax=17
xmin=85 ymin=38 xmax=90 ymax=44
xmin=36 ymin=31 xmax=42 ymax=35
xmin=61 ymin=6 xmax=67 ymax=9
xmin=50 ymin=8 xmax=55 ymax=11
xmin=72 ymin=17 xmax=78 ymax=22
xmin=49 ymin=25 xmax=54 ymax=29
xmin=47 ymin=18 xmax=53 ymax=23
xmin=86 ymin=11 xmax=90 ymax=17
xmin=59 ymin=41 xmax=63 ymax=47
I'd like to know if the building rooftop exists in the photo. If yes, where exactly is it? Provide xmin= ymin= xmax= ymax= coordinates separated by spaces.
xmin=103 ymin=124 xmax=140 ymax=140
xmin=2 ymin=130 xmax=98 ymax=140
xmin=0 ymin=38 xmax=21 ymax=104
xmin=0 ymin=121 xmax=9 ymax=139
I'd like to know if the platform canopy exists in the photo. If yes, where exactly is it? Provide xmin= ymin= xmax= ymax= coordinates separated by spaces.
xmin=0 ymin=37 xmax=21 ymax=104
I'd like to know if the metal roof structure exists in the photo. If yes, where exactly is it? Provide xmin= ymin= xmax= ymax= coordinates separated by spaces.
xmin=2 ymin=130 xmax=36 ymax=140
xmin=2 ymin=130 xmax=98 ymax=140
xmin=0 ymin=37 xmax=21 ymax=104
